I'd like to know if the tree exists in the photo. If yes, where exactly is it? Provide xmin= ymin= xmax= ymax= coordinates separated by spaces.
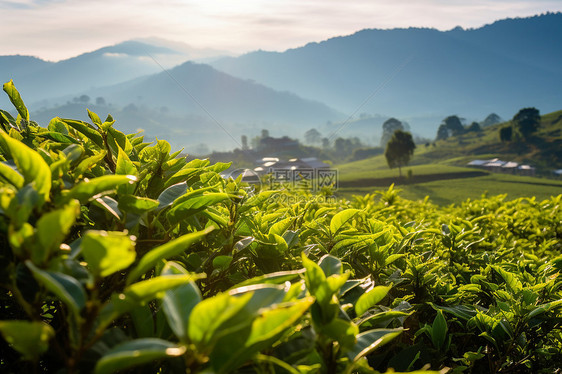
xmin=442 ymin=115 xmax=464 ymax=136
xmin=385 ymin=130 xmax=416 ymax=177
xmin=436 ymin=124 xmax=449 ymax=140
xmin=513 ymin=107 xmax=540 ymax=139
xmin=467 ymin=122 xmax=481 ymax=132
xmin=380 ymin=118 xmax=404 ymax=147
xmin=304 ymin=128 xmax=322 ymax=145
xmin=95 ymin=97 xmax=106 ymax=106
xmin=261 ymin=129 xmax=270 ymax=139
xmin=241 ymin=135 xmax=249 ymax=150
xmin=499 ymin=126 xmax=513 ymax=142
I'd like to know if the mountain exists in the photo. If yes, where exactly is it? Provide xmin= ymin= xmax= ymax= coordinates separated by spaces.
xmin=30 ymin=62 xmax=344 ymax=150
xmin=0 ymin=39 xmax=228 ymax=109
xmin=209 ymin=13 xmax=562 ymax=138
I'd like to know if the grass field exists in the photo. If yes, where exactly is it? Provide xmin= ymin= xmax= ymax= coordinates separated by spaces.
xmin=337 ymin=172 xmax=562 ymax=205
xmin=334 ymin=111 xmax=562 ymax=205
xmin=338 ymin=156 xmax=479 ymax=182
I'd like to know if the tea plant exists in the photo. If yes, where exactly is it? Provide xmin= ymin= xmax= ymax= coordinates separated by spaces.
xmin=0 ymin=80 xmax=560 ymax=373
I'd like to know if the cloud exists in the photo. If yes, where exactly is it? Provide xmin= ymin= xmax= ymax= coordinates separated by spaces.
xmin=1 ymin=0 xmax=561 ymax=60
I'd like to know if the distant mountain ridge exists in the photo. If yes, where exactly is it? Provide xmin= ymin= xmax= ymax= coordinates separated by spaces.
xmin=90 ymin=61 xmax=343 ymax=126
xmin=28 ymin=61 xmax=344 ymax=150
xmin=209 ymin=13 xmax=562 ymax=138
xmin=0 ymin=39 xmax=227 ymax=108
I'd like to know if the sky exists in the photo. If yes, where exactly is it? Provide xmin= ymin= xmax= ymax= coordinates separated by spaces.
xmin=1 ymin=0 xmax=562 ymax=61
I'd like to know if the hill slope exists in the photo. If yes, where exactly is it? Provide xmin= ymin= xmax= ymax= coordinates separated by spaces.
xmin=337 ymin=109 xmax=562 ymax=184
xmin=210 ymin=13 xmax=562 ymax=138
xmin=30 ymin=62 xmax=344 ymax=150
xmin=0 ymin=40 xmax=219 ymax=108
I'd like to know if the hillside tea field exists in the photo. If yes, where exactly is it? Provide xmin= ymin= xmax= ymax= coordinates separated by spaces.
xmin=0 ymin=81 xmax=561 ymax=374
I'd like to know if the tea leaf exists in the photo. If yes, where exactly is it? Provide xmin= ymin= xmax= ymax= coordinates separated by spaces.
xmin=0 ymin=321 xmax=54 ymax=360
xmin=81 ymin=231 xmax=136 ymax=278
xmin=94 ymin=338 xmax=186 ymax=374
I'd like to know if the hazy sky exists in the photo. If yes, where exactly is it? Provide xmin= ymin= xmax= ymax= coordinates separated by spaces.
xmin=1 ymin=0 xmax=561 ymax=61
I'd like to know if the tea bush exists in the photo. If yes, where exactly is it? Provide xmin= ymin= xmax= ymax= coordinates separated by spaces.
xmin=0 ymin=80 xmax=560 ymax=373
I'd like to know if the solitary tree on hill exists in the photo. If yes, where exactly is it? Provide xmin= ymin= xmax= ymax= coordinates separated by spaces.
xmin=380 ymin=118 xmax=404 ymax=147
xmin=385 ymin=130 xmax=416 ymax=177
xmin=513 ymin=107 xmax=540 ymax=139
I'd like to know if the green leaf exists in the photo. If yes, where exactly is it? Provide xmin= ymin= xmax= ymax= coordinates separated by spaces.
xmin=63 ymin=118 xmax=104 ymax=148
xmin=213 ymin=255 xmax=233 ymax=270
xmin=87 ymin=109 xmax=102 ymax=128
xmin=94 ymin=196 xmax=122 ymax=220
xmin=431 ymin=310 xmax=448 ymax=351
xmin=528 ymin=299 xmax=562 ymax=318
xmin=0 ymin=109 xmax=16 ymax=130
xmin=346 ymin=328 xmax=404 ymax=362
xmin=48 ymin=117 xmax=69 ymax=134
xmin=66 ymin=174 xmax=137 ymax=203
xmin=81 ymin=231 xmax=136 ymax=278
xmin=26 ymin=261 xmax=86 ymax=316
xmin=115 ymin=146 xmax=137 ymax=194
xmin=330 ymin=209 xmax=361 ymax=235
xmin=355 ymin=286 xmax=391 ymax=316
xmin=211 ymin=297 xmax=315 ymax=373
xmin=130 ymin=304 xmax=154 ymax=338
xmin=492 ymin=265 xmax=523 ymax=294
xmin=238 ymin=190 xmax=278 ymax=213
xmin=102 ymin=114 xmax=116 ymax=131
xmin=358 ymin=310 xmax=412 ymax=327
xmin=318 ymin=254 xmax=342 ymax=277
xmin=73 ymin=150 xmax=106 ymax=177
xmin=118 ymin=195 xmax=159 ymax=215
xmin=156 ymin=182 xmax=187 ymax=211
xmin=167 ymin=192 xmax=230 ymax=225
xmin=3 ymin=80 xmax=29 ymax=122
xmin=232 ymin=269 xmax=305 ymax=288
xmin=11 ymin=184 xmax=39 ymax=226
xmin=107 ymin=128 xmax=133 ymax=157
xmin=228 ymin=284 xmax=288 ymax=319
xmin=99 ymin=274 xmax=203 ymax=331
xmin=0 ymin=131 xmax=51 ymax=203
xmin=0 ymin=321 xmax=54 ymax=360
xmin=188 ymin=292 xmax=253 ymax=350
xmin=94 ymin=338 xmax=186 ymax=374
xmin=302 ymin=253 xmax=327 ymax=295
xmin=430 ymin=303 xmax=478 ymax=321
xmin=39 ymin=131 xmax=79 ymax=144
xmin=269 ymin=217 xmax=293 ymax=237
xmin=385 ymin=253 xmax=406 ymax=265
xmin=321 ymin=318 xmax=359 ymax=351
xmin=161 ymin=262 xmax=202 ymax=342
xmin=0 ymin=161 xmax=24 ymax=188
xmin=126 ymin=227 xmax=213 ymax=285
xmin=35 ymin=200 xmax=80 ymax=264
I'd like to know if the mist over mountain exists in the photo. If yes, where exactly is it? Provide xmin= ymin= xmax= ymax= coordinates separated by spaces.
xmin=29 ymin=61 xmax=343 ymax=150
xmin=210 ymin=12 xmax=562 ymax=138
xmin=0 ymin=39 xmax=226 ymax=108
